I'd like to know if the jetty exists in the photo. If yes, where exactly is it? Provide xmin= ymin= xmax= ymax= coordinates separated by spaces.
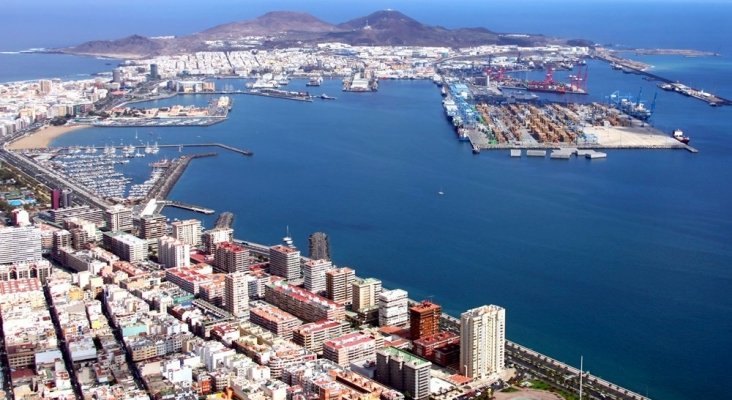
xmin=146 ymin=153 xmax=217 ymax=201
xmin=157 ymin=200 xmax=215 ymax=215
xmin=593 ymin=48 xmax=732 ymax=106
xmin=55 ymin=143 xmax=253 ymax=157
xmin=215 ymin=211 xmax=235 ymax=229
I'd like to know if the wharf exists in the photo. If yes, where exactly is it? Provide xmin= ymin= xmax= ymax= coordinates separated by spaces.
xmin=145 ymin=152 xmax=217 ymax=201
xmin=92 ymin=117 xmax=227 ymax=128
xmin=241 ymin=89 xmax=313 ymax=102
xmin=157 ymin=200 xmax=215 ymax=215
xmin=593 ymin=50 xmax=732 ymax=106
xmin=474 ymin=142 xmax=697 ymax=153
xmin=58 ymin=143 xmax=254 ymax=157
xmin=215 ymin=211 xmax=235 ymax=229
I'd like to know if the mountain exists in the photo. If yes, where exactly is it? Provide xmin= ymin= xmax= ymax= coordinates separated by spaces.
xmin=327 ymin=10 xmax=503 ymax=47
xmin=58 ymin=10 xmax=558 ymax=58
xmin=199 ymin=11 xmax=340 ymax=39
xmin=62 ymin=35 xmax=165 ymax=59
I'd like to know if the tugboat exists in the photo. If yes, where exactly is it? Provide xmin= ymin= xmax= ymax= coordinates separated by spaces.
xmin=672 ymin=128 xmax=690 ymax=144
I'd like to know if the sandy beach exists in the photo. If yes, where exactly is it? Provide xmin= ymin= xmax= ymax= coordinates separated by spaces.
xmin=8 ymin=124 xmax=89 ymax=150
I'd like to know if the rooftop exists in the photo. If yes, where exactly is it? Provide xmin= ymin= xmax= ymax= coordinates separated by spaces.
xmin=379 ymin=346 xmax=431 ymax=367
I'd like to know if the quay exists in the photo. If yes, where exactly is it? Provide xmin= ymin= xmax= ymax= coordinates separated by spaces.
xmin=55 ymin=143 xmax=254 ymax=157
xmin=215 ymin=211 xmax=235 ymax=229
xmin=241 ymin=89 xmax=313 ymax=102
xmin=593 ymin=49 xmax=732 ymax=106
xmin=157 ymin=200 xmax=215 ymax=215
xmin=145 ymin=152 xmax=217 ymax=201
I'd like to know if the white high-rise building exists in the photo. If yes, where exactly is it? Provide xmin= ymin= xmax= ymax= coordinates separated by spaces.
xmin=225 ymin=272 xmax=249 ymax=318
xmin=459 ymin=304 xmax=506 ymax=379
xmin=201 ymin=227 xmax=233 ymax=253
xmin=0 ymin=225 xmax=41 ymax=264
xmin=172 ymin=219 xmax=202 ymax=247
xmin=157 ymin=236 xmax=190 ymax=268
xmin=378 ymin=289 xmax=408 ymax=327
xmin=303 ymin=259 xmax=331 ymax=294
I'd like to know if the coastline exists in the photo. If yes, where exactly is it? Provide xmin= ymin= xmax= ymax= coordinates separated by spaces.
xmin=8 ymin=124 xmax=89 ymax=149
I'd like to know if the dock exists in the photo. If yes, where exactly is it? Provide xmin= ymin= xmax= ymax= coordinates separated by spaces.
xmin=56 ymin=143 xmax=254 ymax=157
xmin=593 ymin=49 xmax=732 ymax=106
xmin=157 ymin=200 xmax=215 ymax=215
xmin=215 ymin=211 xmax=235 ymax=229
xmin=146 ymin=153 xmax=217 ymax=201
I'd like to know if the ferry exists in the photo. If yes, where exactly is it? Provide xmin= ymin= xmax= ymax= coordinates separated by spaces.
xmin=306 ymin=76 xmax=323 ymax=87
xmin=672 ymin=129 xmax=690 ymax=144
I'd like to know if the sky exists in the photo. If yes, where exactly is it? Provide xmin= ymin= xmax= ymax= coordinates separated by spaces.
xmin=2 ymin=0 xmax=731 ymax=51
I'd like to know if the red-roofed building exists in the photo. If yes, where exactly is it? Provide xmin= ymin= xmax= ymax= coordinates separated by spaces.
xmin=292 ymin=320 xmax=343 ymax=353
xmin=265 ymin=280 xmax=345 ymax=322
xmin=323 ymin=331 xmax=379 ymax=367
xmin=412 ymin=331 xmax=460 ymax=367
xmin=249 ymin=302 xmax=302 ymax=340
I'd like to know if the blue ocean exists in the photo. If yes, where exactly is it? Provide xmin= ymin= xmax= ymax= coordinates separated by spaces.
xmin=3 ymin=2 xmax=732 ymax=400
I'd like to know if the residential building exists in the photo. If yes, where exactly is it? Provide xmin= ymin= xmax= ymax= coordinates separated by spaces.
xmin=158 ymin=236 xmax=190 ymax=268
xmin=249 ymin=302 xmax=301 ymax=340
xmin=378 ymin=289 xmax=408 ymax=327
xmin=214 ymin=242 xmax=250 ymax=273
xmin=459 ymin=304 xmax=506 ymax=379
xmin=104 ymin=204 xmax=133 ymax=232
xmin=139 ymin=214 xmax=166 ymax=240
xmin=225 ymin=272 xmax=249 ymax=318
xmin=376 ymin=347 xmax=431 ymax=400
xmin=326 ymin=267 xmax=354 ymax=305
xmin=409 ymin=301 xmax=441 ymax=340
xmin=292 ymin=320 xmax=344 ymax=354
xmin=323 ymin=331 xmax=378 ymax=367
xmin=264 ymin=280 xmax=345 ymax=322
xmin=269 ymin=245 xmax=300 ymax=280
xmin=0 ymin=225 xmax=42 ymax=264
xmin=201 ymin=228 xmax=233 ymax=253
xmin=103 ymin=232 xmax=148 ymax=262
xmin=172 ymin=219 xmax=202 ymax=247
xmin=303 ymin=259 xmax=331 ymax=294
xmin=352 ymin=277 xmax=382 ymax=312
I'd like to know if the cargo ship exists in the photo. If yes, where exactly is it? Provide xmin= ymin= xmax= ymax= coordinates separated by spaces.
xmin=672 ymin=129 xmax=690 ymax=144
xmin=608 ymin=90 xmax=656 ymax=121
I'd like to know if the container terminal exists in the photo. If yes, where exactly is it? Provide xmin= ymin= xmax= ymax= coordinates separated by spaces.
xmin=437 ymin=68 xmax=698 ymax=155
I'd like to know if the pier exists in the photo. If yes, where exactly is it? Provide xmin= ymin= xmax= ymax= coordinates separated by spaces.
xmin=593 ymin=49 xmax=732 ymax=106
xmin=55 ymin=143 xmax=254 ymax=157
xmin=215 ymin=211 xmax=235 ymax=229
xmin=145 ymin=152 xmax=217 ymax=201
xmin=157 ymin=200 xmax=215 ymax=215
